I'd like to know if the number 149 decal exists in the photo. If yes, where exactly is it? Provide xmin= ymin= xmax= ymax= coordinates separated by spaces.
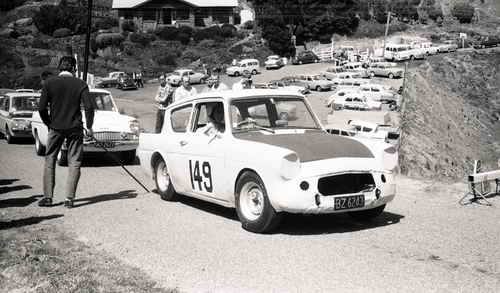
xmin=189 ymin=160 xmax=213 ymax=192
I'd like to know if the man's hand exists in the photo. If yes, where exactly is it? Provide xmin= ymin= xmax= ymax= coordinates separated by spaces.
xmin=84 ymin=128 xmax=94 ymax=140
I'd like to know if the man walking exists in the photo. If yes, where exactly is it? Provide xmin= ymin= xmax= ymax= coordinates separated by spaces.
xmin=37 ymin=56 xmax=96 ymax=208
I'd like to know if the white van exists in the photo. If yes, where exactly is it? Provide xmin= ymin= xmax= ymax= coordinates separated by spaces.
xmin=226 ymin=59 xmax=260 ymax=76
xmin=384 ymin=44 xmax=425 ymax=61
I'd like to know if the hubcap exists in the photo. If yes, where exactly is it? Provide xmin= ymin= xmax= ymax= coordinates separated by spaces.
xmin=156 ymin=161 xmax=170 ymax=192
xmin=240 ymin=182 xmax=264 ymax=221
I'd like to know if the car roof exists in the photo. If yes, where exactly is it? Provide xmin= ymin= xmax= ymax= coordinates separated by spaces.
xmin=4 ymin=92 xmax=41 ymax=98
xmin=348 ymin=119 xmax=378 ymax=128
xmin=168 ymin=89 xmax=304 ymax=108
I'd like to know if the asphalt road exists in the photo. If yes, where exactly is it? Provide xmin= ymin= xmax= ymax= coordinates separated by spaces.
xmin=1 ymin=60 xmax=500 ymax=292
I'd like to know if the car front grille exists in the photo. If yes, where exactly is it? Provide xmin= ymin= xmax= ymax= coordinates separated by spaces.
xmin=93 ymin=131 xmax=125 ymax=141
xmin=318 ymin=173 xmax=375 ymax=196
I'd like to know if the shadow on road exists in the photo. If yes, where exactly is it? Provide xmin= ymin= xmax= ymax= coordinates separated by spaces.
xmin=0 ymin=195 xmax=42 ymax=208
xmin=0 ymin=178 xmax=32 ymax=195
xmin=276 ymin=211 xmax=404 ymax=235
xmin=0 ymin=214 xmax=63 ymax=230
xmin=81 ymin=153 xmax=139 ymax=167
xmin=72 ymin=189 xmax=138 ymax=208
xmin=176 ymin=194 xmax=239 ymax=221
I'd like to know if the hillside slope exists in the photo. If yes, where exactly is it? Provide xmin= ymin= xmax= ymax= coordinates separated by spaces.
xmin=399 ymin=50 xmax=500 ymax=180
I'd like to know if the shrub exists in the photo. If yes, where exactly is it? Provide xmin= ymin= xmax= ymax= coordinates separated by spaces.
xmin=0 ymin=0 xmax=26 ymax=12
xmin=181 ymin=49 xmax=201 ymax=63
xmin=451 ymin=2 xmax=475 ymax=23
xmin=121 ymin=19 xmax=135 ymax=32
xmin=194 ymin=26 xmax=222 ymax=41
xmin=95 ymin=33 xmax=125 ymax=49
xmin=129 ymin=32 xmax=155 ymax=46
xmin=155 ymin=53 xmax=177 ymax=66
xmin=28 ymin=54 xmax=51 ymax=67
xmin=155 ymin=26 xmax=179 ymax=40
xmin=221 ymin=23 xmax=237 ymax=38
xmin=242 ymin=20 xmax=254 ymax=30
xmin=197 ymin=39 xmax=217 ymax=48
xmin=32 ymin=38 xmax=50 ymax=49
xmin=33 ymin=2 xmax=86 ymax=35
xmin=94 ymin=17 xmax=118 ymax=31
xmin=178 ymin=25 xmax=194 ymax=37
xmin=53 ymin=27 xmax=72 ymax=38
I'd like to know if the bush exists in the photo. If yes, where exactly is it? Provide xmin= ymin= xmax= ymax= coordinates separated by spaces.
xmin=0 ymin=0 xmax=26 ymax=12
xmin=221 ymin=23 xmax=237 ymax=38
xmin=28 ymin=54 xmax=51 ymax=67
xmin=33 ymin=2 xmax=86 ymax=35
xmin=155 ymin=53 xmax=177 ymax=66
xmin=95 ymin=33 xmax=125 ymax=49
xmin=129 ymin=32 xmax=155 ymax=46
xmin=197 ymin=39 xmax=217 ymax=48
xmin=155 ymin=26 xmax=179 ymax=40
xmin=194 ymin=26 xmax=222 ymax=41
xmin=94 ymin=18 xmax=118 ymax=31
xmin=451 ymin=2 xmax=475 ymax=23
xmin=181 ymin=49 xmax=201 ymax=63
xmin=52 ymin=27 xmax=72 ymax=38
xmin=32 ymin=38 xmax=50 ymax=49
xmin=121 ymin=19 xmax=135 ymax=32
xmin=242 ymin=20 xmax=254 ymax=30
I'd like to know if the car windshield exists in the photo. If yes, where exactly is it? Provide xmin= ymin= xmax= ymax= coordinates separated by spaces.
xmin=82 ymin=92 xmax=115 ymax=111
xmin=11 ymin=95 xmax=39 ymax=111
xmin=231 ymin=96 xmax=320 ymax=133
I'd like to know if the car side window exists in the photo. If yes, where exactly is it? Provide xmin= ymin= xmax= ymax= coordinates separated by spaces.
xmin=193 ymin=101 xmax=225 ymax=133
xmin=170 ymin=104 xmax=192 ymax=133
xmin=372 ymin=87 xmax=380 ymax=92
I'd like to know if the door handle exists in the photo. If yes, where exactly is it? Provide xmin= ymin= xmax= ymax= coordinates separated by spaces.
xmin=179 ymin=140 xmax=188 ymax=146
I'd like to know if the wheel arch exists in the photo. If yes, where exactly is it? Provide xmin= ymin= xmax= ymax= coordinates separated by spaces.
xmin=234 ymin=168 xmax=260 ymax=195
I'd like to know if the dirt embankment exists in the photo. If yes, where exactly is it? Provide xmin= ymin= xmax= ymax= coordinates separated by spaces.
xmin=399 ymin=50 xmax=500 ymax=180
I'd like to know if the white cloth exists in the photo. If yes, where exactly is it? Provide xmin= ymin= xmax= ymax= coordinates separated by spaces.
xmin=174 ymin=85 xmax=197 ymax=102
xmin=202 ymin=82 xmax=229 ymax=93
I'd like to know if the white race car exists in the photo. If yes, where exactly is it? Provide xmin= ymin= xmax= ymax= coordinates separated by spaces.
xmin=31 ymin=89 xmax=140 ymax=165
xmin=137 ymin=89 xmax=397 ymax=233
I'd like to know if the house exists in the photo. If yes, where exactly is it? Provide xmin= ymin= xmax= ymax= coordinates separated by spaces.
xmin=112 ymin=0 xmax=239 ymax=31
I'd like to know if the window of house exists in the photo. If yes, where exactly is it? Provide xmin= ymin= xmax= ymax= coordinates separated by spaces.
xmin=175 ymin=9 xmax=190 ymax=20
xmin=142 ymin=9 xmax=156 ymax=21
xmin=171 ymin=104 xmax=192 ymax=133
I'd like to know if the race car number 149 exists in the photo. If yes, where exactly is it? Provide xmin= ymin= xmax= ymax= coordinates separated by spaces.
xmin=189 ymin=160 xmax=213 ymax=193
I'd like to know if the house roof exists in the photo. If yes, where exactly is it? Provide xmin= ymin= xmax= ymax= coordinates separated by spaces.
xmin=112 ymin=0 xmax=238 ymax=9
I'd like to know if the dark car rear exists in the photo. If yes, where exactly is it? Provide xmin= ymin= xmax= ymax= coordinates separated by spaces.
xmin=117 ymin=76 xmax=138 ymax=90
xmin=292 ymin=51 xmax=320 ymax=65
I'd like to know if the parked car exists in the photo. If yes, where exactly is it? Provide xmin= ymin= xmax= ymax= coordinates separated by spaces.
xmin=292 ymin=51 xmax=320 ymax=65
xmin=0 ymin=92 xmax=40 ymax=143
xmin=137 ymin=89 xmax=396 ymax=233
xmin=332 ymin=93 xmax=382 ymax=111
xmin=264 ymin=55 xmax=284 ymax=70
xmin=96 ymin=71 xmax=125 ymax=88
xmin=296 ymin=75 xmax=334 ymax=91
xmin=166 ymin=69 xmax=207 ymax=86
xmin=321 ymin=66 xmax=346 ymax=80
xmin=384 ymin=44 xmax=426 ymax=61
xmin=368 ymin=62 xmax=404 ymax=79
xmin=436 ymin=40 xmax=458 ymax=53
xmin=326 ymin=89 xmax=357 ymax=109
xmin=117 ymin=74 xmax=138 ymax=90
xmin=473 ymin=36 xmax=500 ymax=49
xmin=31 ymin=89 xmax=140 ymax=165
xmin=15 ymin=89 xmax=35 ymax=93
xmin=412 ymin=42 xmax=439 ymax=55
xmin=0 ymin=89 xmax=15 ymax=95
xmin=331 ymin=78 xmax=369 ymax=89
xmin=267 ymin=80 xmax=310 ymax=95
xmin=325 ymin=127 xmax=355 ymax=137
xmin=347 ymin=120 xmax=400 ymax=144
xmin=359 ymin=83 xmax=398 ymax=102
xmin=226 ymin=59 xmax=260 ymax=76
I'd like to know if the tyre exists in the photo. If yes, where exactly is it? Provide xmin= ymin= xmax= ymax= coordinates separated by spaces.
xmin=234 ymin=71 xmax=240 ymax=77
xmin=348 ymin=204 xmax=386 ymax=221
xmin=410 ymin=55 xmax=415 ymax=61
xmin=235 ymin=171 xmax=282 ymax=233
xmin=314 ymin=59 xmax=319 ymax=63
xmin=298 ymin=60 xmax=303 ymax=65
xmin=154 ymin=158 xmax=178 ymax=201
xmin=199 ymin=78 xmax=206 ymax=84
xmin=121 ymin=150 xmax=136 ymax=164
xmin=388 ymin=73 xmax=394 ymax=79
xmin=5 ymin=126 xmax=13 ymax=144
xmin=316 ymin=86 xmax=321 ymax=91
xmin=57 ymin=149 xmax=68 ymax=166
xmin=370 ymin=71 xmax=375 ymax=78
xmin=251 ymin=69 xmax=257 ymax=75
xmin=34 ymin=132 xmax=46 ymax=156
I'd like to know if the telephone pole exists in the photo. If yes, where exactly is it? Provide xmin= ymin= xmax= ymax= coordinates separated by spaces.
xmin=83 ymin=0 xmax=93 ymax=83
xmin=382 ymin=10 xmax=391 ymax=55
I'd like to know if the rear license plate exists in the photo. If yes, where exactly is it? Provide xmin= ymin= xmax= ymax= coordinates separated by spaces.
xmin=95 ymin=141 xmax=115 ymax=148
xmin=334 ymin=195 xmax=365 ymax=211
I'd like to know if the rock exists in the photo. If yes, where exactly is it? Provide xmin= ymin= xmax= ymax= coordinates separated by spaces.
xmin=15 ymin=18 xmax=33 ymax=27
xmin=53 ymin=28 xmax=72 ymax=38
xmin=0 ymin=29 xmax=14 ymax=38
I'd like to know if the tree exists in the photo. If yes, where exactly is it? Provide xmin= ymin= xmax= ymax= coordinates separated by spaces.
xmin=451 ymin=2 xmax=475 ymax=23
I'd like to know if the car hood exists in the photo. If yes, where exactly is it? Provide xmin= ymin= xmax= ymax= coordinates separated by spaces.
xmin=234 ymin=131 xmax=373 ymax=162
xmin=83 ymin=111 xmax=136 ymax=132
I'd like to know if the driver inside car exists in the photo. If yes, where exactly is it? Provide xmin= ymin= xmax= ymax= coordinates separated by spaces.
xmin=197 ymin=103 xmax=225 ymax=136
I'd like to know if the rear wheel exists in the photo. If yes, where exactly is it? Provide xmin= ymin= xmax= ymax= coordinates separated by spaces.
xmin=251 ymin=69 xmax=257 ymax=75
xmin=235 ymin=171 xmax=282 ymax=233
xmin=199 ymin=78 xmax=206 ymax=84
xmin=348 ymin=204 xmax=386 ymax=221
xmin=388 ymin=73 xmax=394 ymax=79
xmin=410 ymin=55 xmax=415 ymax=61
xmin=234 ymin=71 xmax=240 ymax=77
xmin=316 ymin=86 xmax=321 ymax=91
xmin=298 ymin=60 xmax=303 ymax=65
xmin=154 ymin=158 xmax=178 ymax=201
xmin=34 ymin=132 xmax=46 ymax=156
xmin=370 ymin=71 xmax=375 ymax=78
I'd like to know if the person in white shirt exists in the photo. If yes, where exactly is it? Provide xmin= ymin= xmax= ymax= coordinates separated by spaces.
xmin=203 ymin=74 xmax=228 ymax=93
xmin=154 ymin=76 xmax=174 ymax=133
xmin=173 ymin=75 xmax=197 ymax=102
xmin=232 ymin=70 xmax=253 ymax=90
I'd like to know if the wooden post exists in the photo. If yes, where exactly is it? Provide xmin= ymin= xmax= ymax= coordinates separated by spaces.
xmin=83 ymin=0 xmax=93 ymax=83
xmin=382 ymin=11 xmax=391 ymax=57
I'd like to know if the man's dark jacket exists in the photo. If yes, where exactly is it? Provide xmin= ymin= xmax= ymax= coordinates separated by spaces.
xmin=39 ymin=73 xmax=95 ymax=130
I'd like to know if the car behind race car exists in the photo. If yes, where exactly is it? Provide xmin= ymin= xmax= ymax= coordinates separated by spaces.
xmin=31 ymin=89 xmax=140 ymax=165
xmin=137 ymin=89 xmax=397 ymax=233
xmin=0 ymin=92 xmax=40 ymax=143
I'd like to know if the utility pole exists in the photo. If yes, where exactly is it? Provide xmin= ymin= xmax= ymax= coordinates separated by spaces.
xmin=382 ymin=10 xmax=391 ymax=57
xmin=83 ymin=0 xmax=93 ymax=83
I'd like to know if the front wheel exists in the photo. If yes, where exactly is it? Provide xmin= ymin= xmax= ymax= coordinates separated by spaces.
xmin=388 ymin=73 xmax=394 ymax=79
xmin=235 ymin=171 xmax=282 ymax=233
xmin=348 ymin=204 xmax=386 ymax=221
xmin=5 ymin=126 xmax=13 ymax=144
xmin=34 ymin=132 xmax=46 ymax=156
xmin=251 ymin=69 xmax=257 ymax=75
xmin=154 ymin=158 xmax=178 ymax=201
xmin=316 ymin=86 xmax=322 ymax=91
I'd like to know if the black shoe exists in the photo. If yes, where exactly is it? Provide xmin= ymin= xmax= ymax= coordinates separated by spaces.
xmin=38 ymin=197 xmax=53 ymax=207
xmin=64 ymin=199 xmax=74 ymax=209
